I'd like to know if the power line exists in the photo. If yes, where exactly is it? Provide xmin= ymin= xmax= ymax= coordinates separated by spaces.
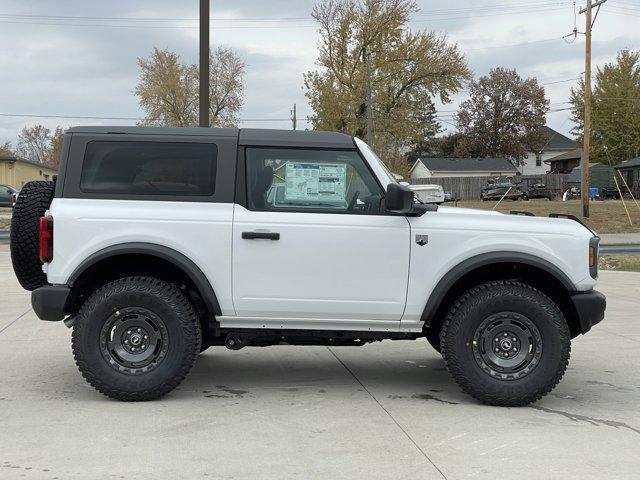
xmin=0 ymin=2 xmax=579 ymax=30
xmin=0 ymin=112 xmax=316 ymax=122
xmin=0 ymin=112 xmax=467 ymax=123
xmin=0 ymin=3 xmax=576 ymax=23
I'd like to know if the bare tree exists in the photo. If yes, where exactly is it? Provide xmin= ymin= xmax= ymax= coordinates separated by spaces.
xmin=14 ymin=125 xmax=65 ymax=168
xmin=16 ymin=125 xmax=51 ymax=164
xmin=48 ymin=127 xmax=65 ymax=169
xmin=135 ymin=48 xmax=198 ymax=127
xmin=0 ymin=141 xmax=13 ymax=157
xmin=135 ymin=46 xmax=246 ymax=128
xmin=209 ymin=47 xmax=246 ymax=127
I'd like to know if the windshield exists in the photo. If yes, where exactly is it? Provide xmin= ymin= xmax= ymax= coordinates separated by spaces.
xmin=353 ymin=138 xmax=398 ymax=186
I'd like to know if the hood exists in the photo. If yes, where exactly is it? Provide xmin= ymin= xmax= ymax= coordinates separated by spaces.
xmin=417 ymin=205 xmax=595 ymax=239
xmin=436 ymin=206 xmax=502 ymax=216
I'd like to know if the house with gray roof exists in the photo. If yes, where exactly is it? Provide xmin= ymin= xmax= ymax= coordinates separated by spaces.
xmin=409 ymin=157 xmax=518 ymax=179
xmin=545 ymin=148 xmax=582 ymax=173
xmin=518 ymin=126 xmax=577 ymax=176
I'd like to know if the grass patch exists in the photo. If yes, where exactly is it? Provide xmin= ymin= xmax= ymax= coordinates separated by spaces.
xmin=600 ymin=255 xmax=640 ymax=272
xmin=454 ymin=199 xmax=640 ymax=234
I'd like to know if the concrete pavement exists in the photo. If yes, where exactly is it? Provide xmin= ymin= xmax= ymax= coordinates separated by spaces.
xmin=1 ymin=244 xmax=639 ymax=479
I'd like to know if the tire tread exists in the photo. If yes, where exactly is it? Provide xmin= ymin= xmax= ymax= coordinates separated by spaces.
xmin=440 ymin=280 xmax=571 ymax=407
xmin=72 ymin=276 xmax=201 ymax=401
xmin=10 ymin=180 xmax=55 ymax=290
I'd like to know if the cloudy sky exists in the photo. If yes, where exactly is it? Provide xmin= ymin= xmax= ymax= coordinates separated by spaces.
xmin=0 ymin=0 xmax=638 ymax=144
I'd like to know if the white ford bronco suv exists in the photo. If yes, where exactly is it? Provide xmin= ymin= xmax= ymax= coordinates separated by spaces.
xmin=10 ymin=126 xmax=606 ymax=405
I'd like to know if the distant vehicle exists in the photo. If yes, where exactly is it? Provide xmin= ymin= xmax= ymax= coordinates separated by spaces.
xmin=409 ymin=184 xmax=445 ymax=204
xmin=0 ymin=184 xmax=18 ymax=208
xmin=480 ymin=177 xmax=523 ymax=201
xmin=599 ymin=187 xmax=620 ymax=200
xmin=522 ymin=183 xmax=555 ymax=201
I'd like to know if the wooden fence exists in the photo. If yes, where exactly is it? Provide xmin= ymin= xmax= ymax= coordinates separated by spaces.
xmin=409 ymin=174 xmax=571 ymax=201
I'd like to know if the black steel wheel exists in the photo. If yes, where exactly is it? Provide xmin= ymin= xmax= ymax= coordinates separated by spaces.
xmin=72 ymin=276 xmax=201 ymax=401
xmin=100 ymin=307 xmax=169 ymax=374
xmin=472 ymin=312 xmax=542 ymax=381
xmin=440 ymin=281 xmax=570 ymax=406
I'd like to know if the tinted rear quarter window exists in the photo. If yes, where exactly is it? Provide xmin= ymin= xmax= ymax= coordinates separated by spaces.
xmin=80 ymin=141 xmax=217 ymax=196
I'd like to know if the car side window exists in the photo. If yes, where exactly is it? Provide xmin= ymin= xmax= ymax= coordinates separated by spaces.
xmin=80 ymin=141 xmax=217 ymax=196
xmin=245 ymin=148 xmax=384 ymax=214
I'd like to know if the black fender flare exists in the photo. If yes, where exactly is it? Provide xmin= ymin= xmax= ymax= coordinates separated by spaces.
xmin=420 ymin=251 xmax=576 ymax=324
xmin=68 ymin=242 xmax=222 ymax=315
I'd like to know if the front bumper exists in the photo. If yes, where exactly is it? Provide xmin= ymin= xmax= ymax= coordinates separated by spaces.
xmin=570 ymin=290 xmax=606 ymax=335
xmin=31 ymin=285 xmax=70 ymax=321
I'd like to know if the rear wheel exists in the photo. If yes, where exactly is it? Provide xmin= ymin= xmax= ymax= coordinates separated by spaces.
xmin=10 ymin=180 xmax=55 ymax=290
xmin=72 ymin=276 xmax=202 ymax=401
xmin=440 ymin=281 xmax=570 ymax=406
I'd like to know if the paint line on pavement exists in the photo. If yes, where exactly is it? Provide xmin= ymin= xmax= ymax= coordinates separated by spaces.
xmin=0 ymin=308 xmax=32 ymax=335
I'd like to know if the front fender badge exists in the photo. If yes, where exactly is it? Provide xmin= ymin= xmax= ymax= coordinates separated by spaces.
xmin=415 ymin=235 xmax=428 ymax=246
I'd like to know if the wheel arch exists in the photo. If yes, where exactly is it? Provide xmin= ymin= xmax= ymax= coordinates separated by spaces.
xmin=421 ymin=252 xmax=582 ymax=338
xmin=67 ymin=242 xmax=222 ymax=317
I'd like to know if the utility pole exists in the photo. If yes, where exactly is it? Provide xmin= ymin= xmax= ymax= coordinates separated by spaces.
xmin=365 ymin=52 xmax=374 ymax=146
xmin=199 ymin=0 xmax=210 ymax=128
xmin=291 ymin=104 xmax=297 ymax=130
xmin=579 ymin=0 xmax=607 ymax=217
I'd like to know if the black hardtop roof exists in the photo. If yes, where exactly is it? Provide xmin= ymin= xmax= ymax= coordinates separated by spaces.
xmin=66 ymin=126 xmax=355 ymax=149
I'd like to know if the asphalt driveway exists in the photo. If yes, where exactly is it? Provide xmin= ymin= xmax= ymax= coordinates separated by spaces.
xmin=1 ymin=244 xmax=639 ymax=479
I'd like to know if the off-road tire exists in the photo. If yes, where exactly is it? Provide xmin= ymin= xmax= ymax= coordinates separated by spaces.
xmin=72 ymin=276 xmax=202 ymax=401
xmin=10 ymin=180 xmax=55 ymax=291
xmin=440 ymin=281 xmax=570 ymax=407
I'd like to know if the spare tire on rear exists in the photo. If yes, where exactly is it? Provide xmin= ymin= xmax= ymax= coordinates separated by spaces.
xmin=10 ymin=180 xmax=55 ymax=291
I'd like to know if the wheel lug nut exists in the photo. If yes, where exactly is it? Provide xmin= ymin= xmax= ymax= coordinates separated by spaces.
xmin=512 ymin=337 xmax=517 ymax=342
xmin=504 ymin=333 xmax=508 ymax=337
xmin=144 ymin=335 xmax=148 ymax=339
xmin=127 ymin=330 xmax=131 ymax=334
xmin=137 ymin=328 xmax=141 ymax=333
xmin=495 ymin=348 xmax=499 ymax=352
xmin=513 ymin=348 xmax=517 ymax=352
xmin=124 ymin=340 xmax=129 ymax=344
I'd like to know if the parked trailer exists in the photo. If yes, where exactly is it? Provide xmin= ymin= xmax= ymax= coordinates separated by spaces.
xmin=408 ymin=183 xmax=445 ymax=204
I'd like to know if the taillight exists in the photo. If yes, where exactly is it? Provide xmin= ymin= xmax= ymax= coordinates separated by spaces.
xmin=39 ymin=215 xmax=54 ymax=263
xmin=10 ymin=193 xmax=17 ymax=205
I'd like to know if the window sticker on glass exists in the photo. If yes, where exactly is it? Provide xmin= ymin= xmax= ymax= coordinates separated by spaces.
xmin=284 ymin=162 xmax=346 ymax=202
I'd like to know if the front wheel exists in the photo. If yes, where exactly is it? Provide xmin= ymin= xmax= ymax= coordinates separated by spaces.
xmin=440 ymin=281 xmax=570 ymax=406
xmin=72 ymin=276 xmax=202 ymax=401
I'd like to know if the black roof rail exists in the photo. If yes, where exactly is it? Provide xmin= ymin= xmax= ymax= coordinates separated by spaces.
xmin=510 ymin=210 xmax=535 ymax=216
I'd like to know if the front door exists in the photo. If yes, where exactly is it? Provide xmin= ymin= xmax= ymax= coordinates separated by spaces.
xmin=232 ymin=147 xmax=410 ymax=324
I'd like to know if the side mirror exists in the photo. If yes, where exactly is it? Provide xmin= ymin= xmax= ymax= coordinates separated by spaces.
xmin=385 ymin=183 xmax=415 ymax=214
